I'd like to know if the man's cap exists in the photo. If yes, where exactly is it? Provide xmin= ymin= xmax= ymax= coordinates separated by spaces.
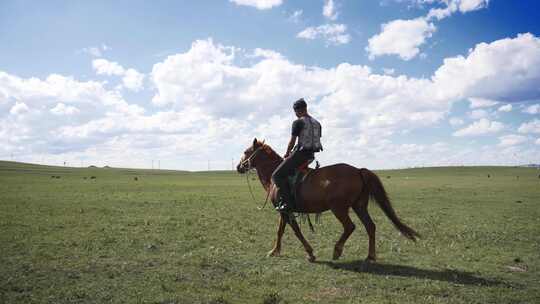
xmin=293 ymin=98 xmax=307 ymax=110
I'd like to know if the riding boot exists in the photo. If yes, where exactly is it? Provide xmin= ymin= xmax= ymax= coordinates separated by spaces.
xmin=276 ymin=184 xmax=294 ymax=212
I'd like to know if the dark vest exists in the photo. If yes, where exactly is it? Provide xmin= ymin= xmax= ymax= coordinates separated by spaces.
xmin=297 ymin=116 xmax=322 ymax=152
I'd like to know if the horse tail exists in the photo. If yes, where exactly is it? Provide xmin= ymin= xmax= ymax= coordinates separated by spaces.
xmin=359 ymin=168 xmax=420 ymax=241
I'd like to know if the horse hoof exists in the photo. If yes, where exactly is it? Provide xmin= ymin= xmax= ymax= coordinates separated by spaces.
xmin=333 ymin=250 xmax=342 ymax=260
xmin=365 ymin=256 xmax=376 ymax=263
xmin=307 ymin=255 xmax=316 ymax=263
xmin=267 ymin=250 xmax=280 ymax=257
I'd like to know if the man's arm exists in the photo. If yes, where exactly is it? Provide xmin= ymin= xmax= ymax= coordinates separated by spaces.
xmin=284 ymin=135 xmax=297 ymax=158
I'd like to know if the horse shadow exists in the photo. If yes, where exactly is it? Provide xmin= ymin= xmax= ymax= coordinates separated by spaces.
xmin=315 ymin=260 xmax=510 ymax=287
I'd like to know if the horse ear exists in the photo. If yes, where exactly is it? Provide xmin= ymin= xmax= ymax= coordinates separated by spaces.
xmin=253 ymin=138 xmax=258 ymax=146
xmin=261 ymin=139 xmax=265 ymax=146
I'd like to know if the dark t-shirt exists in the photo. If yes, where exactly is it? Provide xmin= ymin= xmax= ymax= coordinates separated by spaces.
xmin=291 ymin=119 xmax=303 ymax=137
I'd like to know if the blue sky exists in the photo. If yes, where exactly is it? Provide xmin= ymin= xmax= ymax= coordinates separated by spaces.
xmin=1 ymin=0 xmax=539 ymax=170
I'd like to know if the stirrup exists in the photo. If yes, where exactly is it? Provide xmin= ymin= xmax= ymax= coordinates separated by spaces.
xmin=275 ymin=203 xmax=291 ymax=212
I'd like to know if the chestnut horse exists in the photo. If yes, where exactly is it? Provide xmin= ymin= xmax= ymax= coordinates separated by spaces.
xmin=237 ymin=139 xmax=420 ymax=262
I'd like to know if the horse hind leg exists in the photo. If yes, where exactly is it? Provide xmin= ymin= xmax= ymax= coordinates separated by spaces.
xmin=352 ymin=197 xmax=377 ymax=262
xmin=331 ymin=207 xmax=356 ymax=260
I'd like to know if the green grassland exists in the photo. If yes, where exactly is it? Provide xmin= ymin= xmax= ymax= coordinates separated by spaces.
xmin=1 ymin=161 xmax=539 ymax=303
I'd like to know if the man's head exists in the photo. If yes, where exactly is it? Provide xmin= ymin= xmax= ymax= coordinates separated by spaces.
xmin=293 ymin=98 xmax=307 ymax=117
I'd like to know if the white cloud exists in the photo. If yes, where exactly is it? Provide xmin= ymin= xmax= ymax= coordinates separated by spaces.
xmin=92 ymin=59 xmax=145 ymax=91
xmin=453 ymin=119 xmax=504 ymax=137
xmin=371 ymin=0 xmax=489 ymax=61
xmin=469 ymin=97 xmax=498 ymax=108
xmin=0 ymin=71 xmax=146 ymax=160
xmin=498 ymin=104 xmax=512 ymax=112
xmin=498 ymin=134 xmax=527 ymax=147
xmin=122 ymin=69 xmax=145 ymax=92
xmin=297 ymin=24 xmax=351 ymax=45
xmin=0 ymin=72 xmax=117 ymax=109
xmin=3 ymin=33 xmax=540 ymax=170
xmin=432 ymin=33 xmax=540 ymax=103
xmin=10 ymin=102 xmax=29 ymax=115
xmin=251 ymin=48 xmax=284 ymax=60
xmin=323 ymin=0 xmax=339 ymax=21
xmin=523 ymin=104 xmax=540 ymax=114
xmin=366 ymin=18 xmax=436 ymax=60
xmin=229 ymin=0 xmax=282 ymax=9
xmin=150 ymin=38 xmax=450 ymax=149
xmin=297 ymin=1 xmax=345 ymax=47
xmin=92 ymin=59 xmax=125 ymax=76
xmin=518 ymin=119 xmax=540 ymax=134
xmin=458 ymin=0 xmax=489 ymax=13
xmin=150 ymin=35 xmax=540 ymax=140
xmin=50 ymin=103 xmax=80 ymax=115
xmin=427 ymin=0 xmax=489 ymax=20
xmin=151 ymin=39 xmax=244 ymax=109
xmin=426 ymin=2 xmax=457 ymax=20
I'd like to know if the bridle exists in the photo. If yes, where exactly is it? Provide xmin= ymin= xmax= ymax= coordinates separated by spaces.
xmin=239 ymin=144 xmax=272 ymax=210
xmin=238 ymin=145 xmax=264 ymax=171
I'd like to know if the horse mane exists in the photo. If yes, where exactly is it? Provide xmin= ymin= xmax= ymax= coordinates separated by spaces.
xmin=260 ymin=143 xmax=283 ymax=162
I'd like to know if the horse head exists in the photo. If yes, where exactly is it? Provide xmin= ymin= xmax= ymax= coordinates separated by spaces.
xmin=236 ymin=138 xmax=266 ymax=173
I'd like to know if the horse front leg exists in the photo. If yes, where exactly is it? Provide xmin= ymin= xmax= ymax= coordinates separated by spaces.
xmin=288 ymin=215 xmax=316 ymax=262
xmin=267 ymin=214 xmax=287 ymax=257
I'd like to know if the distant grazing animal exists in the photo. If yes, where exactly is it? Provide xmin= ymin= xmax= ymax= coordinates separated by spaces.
xmin=90 ymin=176 xmax=96 ymax=179
xmin=237 ymin=139 xmax=420 ymax=262
xmin=134 ymin=177 xmax=138 ymax=181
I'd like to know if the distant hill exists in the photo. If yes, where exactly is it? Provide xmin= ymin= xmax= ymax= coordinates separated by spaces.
xmin=0 ymin=160 xmax=189 ymax=174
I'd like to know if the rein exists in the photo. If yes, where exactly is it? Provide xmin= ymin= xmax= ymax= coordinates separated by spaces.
xmin=241 ymin=145 xmax=273 ymax=210
xmin=245 ymin=170 xmax=271 ymax=210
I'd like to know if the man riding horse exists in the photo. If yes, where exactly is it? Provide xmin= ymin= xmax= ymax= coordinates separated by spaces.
xmin=236 ymin=105 xmax=419 ymax=261
xmin=272 ymin=98 xmax=323 ymax=212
